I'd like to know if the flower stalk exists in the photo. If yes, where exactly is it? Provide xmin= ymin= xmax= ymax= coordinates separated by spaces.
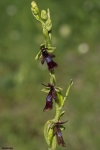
xmin=31 ymin=1 xmax=73 ymax=150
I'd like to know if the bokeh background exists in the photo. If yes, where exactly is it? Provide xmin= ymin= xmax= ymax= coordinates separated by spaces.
xmin=0 ymin=0 xmax=100 ymax=149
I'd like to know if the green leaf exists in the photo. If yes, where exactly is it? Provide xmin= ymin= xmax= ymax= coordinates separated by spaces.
xmin=35 ymin=50 xmax=42 ymax=60
xmin=63 ymin=79 xmax=73 ymax=102
xmin=65 ymin=79 xmax=73 ymax=97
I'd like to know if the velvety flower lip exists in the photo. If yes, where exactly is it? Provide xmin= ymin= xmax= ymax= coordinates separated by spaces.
xmin=40 ymin=45 xmax=58 ymax=71
xmin=53 ymin=120 xmax=68 ymax=147
xmin=42 ymin=83 xmax=56 ymax=111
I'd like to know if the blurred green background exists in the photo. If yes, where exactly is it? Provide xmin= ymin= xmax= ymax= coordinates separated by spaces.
xmin=0 ymin=0 xmax=100 ymax=149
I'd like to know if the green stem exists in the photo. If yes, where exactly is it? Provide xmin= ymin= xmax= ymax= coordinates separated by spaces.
xmin=43 ymin=28 xmax=51 ymax=46
xmin=54 ymin=104 xmax=61 ymax=121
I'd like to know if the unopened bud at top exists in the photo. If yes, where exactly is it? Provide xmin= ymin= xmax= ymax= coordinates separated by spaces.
xmin=31 ymin=1 xmax=39 ymax=15
xmin=31 ymin=1 xmax=37 ymax=7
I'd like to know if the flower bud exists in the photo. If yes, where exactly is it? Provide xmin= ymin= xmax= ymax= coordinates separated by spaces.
xmin=31 ymin=1 xmax=39 ymax=15
xmin=31 ymin=1 xmax=37 ymax=7
xmin=41 ymin=10 xmax=48 ymax=20
xmin=46 ymin=19 xmax=52 ymax=31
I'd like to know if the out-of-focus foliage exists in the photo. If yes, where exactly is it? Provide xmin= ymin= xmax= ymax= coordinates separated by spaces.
xmin=0 ymin=0 xmax=100 ymax=150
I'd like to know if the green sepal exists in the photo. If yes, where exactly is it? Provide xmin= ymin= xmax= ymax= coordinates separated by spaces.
xmin=35 ymin=50 xmax=42 ymax=60
xmin=41 ymin=87 xmax=50 ymax=93
xmin=55 ymin=86 xmax=63 ymax=92
xmin=47 ymin=47 xmax=56 ymax=53
xmin=59 ymin=125 xmax=65 ymax=131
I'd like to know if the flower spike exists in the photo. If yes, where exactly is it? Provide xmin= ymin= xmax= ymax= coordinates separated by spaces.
xmin=31 ymin=1 xmax=73 ymax=149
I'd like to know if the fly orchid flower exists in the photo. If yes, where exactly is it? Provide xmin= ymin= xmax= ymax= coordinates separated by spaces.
xmin=40 ymin=45 xmax=58 ymax=71
xmin=42 ymin=83 xmax=56 ymax=111
xmin=53 ymin=120 xmax=68 ymax=147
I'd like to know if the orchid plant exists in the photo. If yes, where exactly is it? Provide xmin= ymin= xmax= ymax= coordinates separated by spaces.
xmin=31 ymin=1 xmax=73 ymax=150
